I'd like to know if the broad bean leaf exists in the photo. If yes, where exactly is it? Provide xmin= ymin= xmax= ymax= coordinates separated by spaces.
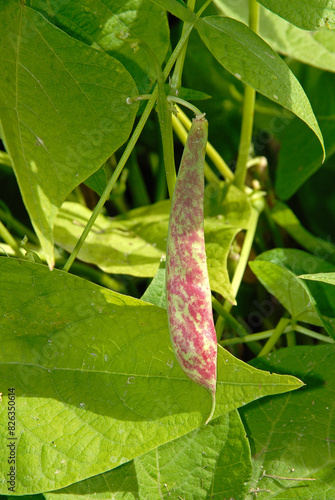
xmin=250 ymin=248 xmax=335 ymax=338
xmin=42 ymin=411 xmax=251 ymax=500
xmin=55 ymin=183 xmax=251 ymax=302
xmin=0 ymin=1 xmax=138 ymax=269
xmin=195 ymin=16 xmax=325 ymax=158
xmin=275 ymin=72 xmax=335 ymax=199
xmin=270 ymin=201 xmax=335 ymax=264
xmin=27 ymin=0 xmax=170 ymax=94
xmin=0 ymin=257 xmax=302 ymax=494
xmin=257 ymin=0 xmax=335 ymax=30
xmin=240 ymin=345 xmax=335 ymax=499
xmin=214 ymin=0 xmax=335 ymax=73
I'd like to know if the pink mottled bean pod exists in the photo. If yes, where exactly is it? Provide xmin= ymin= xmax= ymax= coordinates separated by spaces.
xmin=166 ymin=114 xmax=217 ymax=424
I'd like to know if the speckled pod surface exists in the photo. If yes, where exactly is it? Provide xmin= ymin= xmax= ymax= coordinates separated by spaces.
xmin=166 ymin=115 xmax=217 ymax=424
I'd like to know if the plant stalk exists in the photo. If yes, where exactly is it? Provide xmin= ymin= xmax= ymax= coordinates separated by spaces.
xmin=258 ymin=316 xmax=291 ymax=357
xmin=233 ymin=0 xmax=260 ymax=189
xmin=170 ymin=0 xmax=196 ymax=91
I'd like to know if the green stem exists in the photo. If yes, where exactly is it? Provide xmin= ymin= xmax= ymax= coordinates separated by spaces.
xmin=258 ymin=316 xmax=291 ymax=357
xmin=220 ymin=326 xmax=293 ymax=346
xmin=62 ymin=22 xmax=196 ymax=273
xmin=212 ymin=296 xmax=249 ymax=338
xmin=167 ymin=95 xmax=202 ymax=116
xmin=171 ymin=113 xmax=219 ymax=184
xmin=233 ymin=0 xmax=260 ymax=189
xmin=175 ymin=105 xmax=234 ymax=181
xmin=170 ymin=0 xmax=196 ymax=91
xmin=294 ymin=325 xmax=334 ymax=344
xmin=0 ymin=220 xmax=24 ymax=258
xmin=157 ymin=76 xmax=176 ymax=198
xmin=286 ymin=330 xmax=296 ymax=347
xmin=229 ymin=205 xmax=261 ymax=299
xmin=196 ymin=0 xmax=213 ymax=17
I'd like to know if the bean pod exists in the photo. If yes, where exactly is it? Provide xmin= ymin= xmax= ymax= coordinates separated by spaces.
xmin=166 ymin=114 xmax=217 ymax=423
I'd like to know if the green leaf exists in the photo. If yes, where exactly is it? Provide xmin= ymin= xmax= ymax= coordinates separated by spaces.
xmin=0 ymin=1 xmax=138 ymax=268
xmin=251 ymin=248 xmax=335 ymax=338
xmin=55 ymin=182 xmax=251 ymax=302
xmin=141 ymin=258 xmax=167 ymax=308
xmin=214 ymin=0 xmax=335 ymax=73
xmin=195 ymin=16 xmax=325 ymax=158
xmin=0 ymin=257 xmax=302 ymax=494
xmin=275 ymin=73 xmax=335 ymax=199
xmin=250 ymin=253 xmax=322 ymax=326
xmin=38 ymin=411 xmax=251 ymax=500
xmin=240 ymin=345 xmax=335 ymax=498
xmin=27 ymin=0 xmax=170 ymax=94
xmin=270 ymin=201 xmax=335 ymax=264
xmin=258 ymin=0 xmax=335 ymax=30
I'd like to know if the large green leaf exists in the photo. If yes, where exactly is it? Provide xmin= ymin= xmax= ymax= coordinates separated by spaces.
xmin=55 ymin=183 xmax=251 ymax=302
xmin=0 ymin=257 xmax=302 ymax=494
xmin=258 ymin=0 xmax=335 ymax=30
xmin=27 ymin=0 xmax=170 ymax=94
xmin=240 ymin=345 xmax=335 ymax=499
xmin=250 ymin=249 xmax=335 ymax=338
xmin=195 ymin=16 xmax=324 ymax=158
xmin=42 ymin=411 xmax=251 ymax=500
xmin=214 ymin=0 xmax=335 ymax=73
xmin=275 ymin=72 xmax=335 ymax=199
xmin=0 ymin=1 xmax=138 ymax=268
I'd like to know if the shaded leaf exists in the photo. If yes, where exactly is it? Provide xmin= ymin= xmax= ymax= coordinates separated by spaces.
xmin=0 ymin=1 xmax=138 ymax=268
xmin=270 ymin=201 xmax=335 ymax=264
xmin=0 ymin=257 xmax=302 ymax=494
xmin=240 ymin=345 xmax=335 ymax=499
xmin=195 ymin=16 xmax=324 ymax=158
xmin=275 ymin=72 xmax=335 ymax=199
